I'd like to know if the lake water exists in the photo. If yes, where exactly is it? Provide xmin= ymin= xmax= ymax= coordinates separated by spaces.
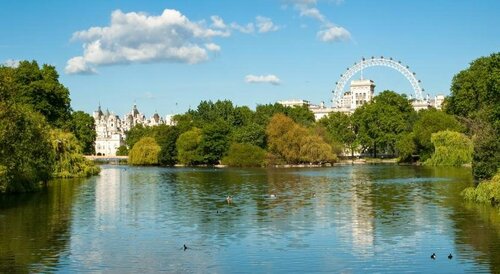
xmin=1 ymin=164 xmax=499 ymax=273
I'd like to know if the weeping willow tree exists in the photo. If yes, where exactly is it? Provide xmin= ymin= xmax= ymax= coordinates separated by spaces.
xmin=462 ymin=172 xmax=500 ymax=207
xmin=50 ymin=129 xmax=100 ymax=178
xmin=128 ymin=137 xmax=161 ymax=165
xmin=424 ymin=130 xmax=473 ymax=166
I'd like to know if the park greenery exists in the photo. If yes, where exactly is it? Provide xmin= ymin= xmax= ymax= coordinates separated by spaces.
xmin=0 ymin=61 xmax=99 ymax=193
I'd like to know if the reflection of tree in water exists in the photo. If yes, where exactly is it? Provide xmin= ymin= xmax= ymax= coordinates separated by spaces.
xmin=448 ymin=194 xmax=500 ymax=273
xmin=0 ymin=178 xmax=84 ymax=272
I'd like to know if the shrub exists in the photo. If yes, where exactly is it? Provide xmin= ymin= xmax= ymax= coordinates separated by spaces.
xmin=221 ymin=143 xmax=266 ymax=167
xmin=462 ymin=172 xmax=500 ymax=207
xmin=424 ymin=130 xmax=473 ymax=166
xmin=128 ymin=137 xmax=161 ymax=165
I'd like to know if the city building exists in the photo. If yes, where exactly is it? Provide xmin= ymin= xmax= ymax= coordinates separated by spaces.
xmin=278 ymin=78 xmax=445 ymax=120
xmin=93 ymin=104 xmax=171 ymax=156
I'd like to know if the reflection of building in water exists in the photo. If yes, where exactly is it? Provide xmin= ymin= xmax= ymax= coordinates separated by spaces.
xmin=95 ymin=167 xmax=123 ymax=218
xmin=348 ymin=170 xmax=374 ymax=255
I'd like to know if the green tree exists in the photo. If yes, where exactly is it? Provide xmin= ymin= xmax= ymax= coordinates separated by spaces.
xmin=395 ymin=132 xmax=416 ymax=162
xmin=221 ymin=143 xmax=266 ymax=167
xmin=153 ymin=125 xmax=180 ymax=166
xmin=232 ymin=123 xmax=266 ymax=148
xmin=254 ymin=103 xmax=315 ymax=127
xmin=352 ymin=90 xmax=415 ymax=157
xmin=412 ymin=108 xmax=464 ymax=161
xmin=176 ymin=127 xmax=203 ymax=165
xmin=199 ymin=121 xmax=231 ymax=164
xmin=319 ymin=112 xmax=357 ymax=157
xmin=116 ymin=145 xmax=128 ymax=156
xmin=0 ymin=102 xmax=54 ymax=193
xmin=66 ymin=111 xmax=96 ymax=155
xmin=128 ymin=137 xmax=161 ymax=165
xmin=424 ymin=130 xmax=473 ymax=166
xmin=12 ymin=61 xmax=72 ymax=127
xmin=446 ymin=53 xmax=500 ymax=180
xmin=50 ymin=129 xmax=100 ymax=178
xmin=125 ymin=124 xmax=153 ymax=149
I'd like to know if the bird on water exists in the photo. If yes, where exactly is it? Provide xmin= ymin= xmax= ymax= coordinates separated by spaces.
xmin=226 ymin=196 xmax=233 ymax=204
xmin=431 ymin=253 xmax=436 ymax=260
xmin=448 ymin=253 xmax=453 ymax=260
xmin=183 ymin=244 xmax=188 ymax=251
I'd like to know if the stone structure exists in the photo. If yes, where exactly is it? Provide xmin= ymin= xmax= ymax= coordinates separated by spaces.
xmin=93 ymin=104 xmax=171 ymax=156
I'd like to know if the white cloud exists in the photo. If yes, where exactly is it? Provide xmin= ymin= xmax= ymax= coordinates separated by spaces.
xmin=317 ymin=26 xmax=350 ymax=42
xmin=3 ymin=59 xmax=20 ymax=68
xmin=66 ymin=9 xmax=229 ymax=74
xmin=287 ymin=0 xmax=351 ymax=43
xmin=210 ymin=15 xmax=226 ymax=29
xmin=205 ymin=43 xmax=221 ymax=52
xmin=230 ymin=22 xmax=255 ymax=34
xmin=256 ymin=16 xmax=280 ymax=33
xmin=245 ymin=74 xmax=281 ymax=85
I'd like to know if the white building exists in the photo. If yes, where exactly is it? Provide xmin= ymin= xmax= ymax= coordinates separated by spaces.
xmin=279 ymin=79 xmax=445 ymax=121
xmin=93 ymin=104 xmax=170 ymax=156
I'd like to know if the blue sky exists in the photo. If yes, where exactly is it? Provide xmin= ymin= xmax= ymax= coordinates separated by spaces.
xmin=1 ymin=0 xmax=498 ymax=116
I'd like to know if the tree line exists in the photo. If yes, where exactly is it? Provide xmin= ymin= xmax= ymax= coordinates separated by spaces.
xmin=0 ymin=61 xmax=99 ymax=193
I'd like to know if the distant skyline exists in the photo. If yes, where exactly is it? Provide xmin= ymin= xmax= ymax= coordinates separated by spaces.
xmin=1 ymin=0 xmax=499 ymax=116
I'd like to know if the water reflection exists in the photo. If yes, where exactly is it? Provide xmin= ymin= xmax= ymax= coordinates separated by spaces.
xmin=0 ymin=178 xmax=84 ymax=272
xmin=1 ymin=165 xmax=499 ymax=273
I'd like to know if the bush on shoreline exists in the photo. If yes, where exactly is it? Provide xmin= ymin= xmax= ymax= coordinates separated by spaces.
xmin=462 ymin=172 xmax=500 ymax=207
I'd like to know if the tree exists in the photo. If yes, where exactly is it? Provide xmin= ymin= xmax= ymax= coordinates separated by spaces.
xmin=153 ymin=125 xmax=180 ymax=166
xmin=266 ymin=113 xmax=335 ymax=164
xmin=116 ymin=145 xmax=128 ymax=156
xmin=352 ymin=91 xmax=415 ymax=157
xmin=12 ymin=61 xmax=72 ymax=128
xmin=0 ymin=102 xmax=54 ymax=193
xmin=128 ymin=137 xmax=161 ymax=165
xmin=446 ymin=53 xmax=500 ymax=180
xmin=199 ymin=121 xmax=231 ymax=164
xmin=125 ymin=124 xmax=152 ymax=149
xmin=424 ymin=130 xmax=472 ymax=166
xmin=254 ymin=103 xmax=315 ymax=127
xmin=176 ymin=127 xmax=203 ymax=165
xmin=67 ymin=111 xmax=96 ymax=155
xmin=50 ymin=129 xmax=100 ymax=178
xmin=232 ymin=123 xmax=266 ymax=148
xmin=319 ymin=112 xmax=357 ymax=157
xmin=412 ymin=109 xmax=464 ymax=161
xmin=221 ymin=143 xmax=266 ymax=167
xmin=396 ymin=133 xmax=416 ymax=162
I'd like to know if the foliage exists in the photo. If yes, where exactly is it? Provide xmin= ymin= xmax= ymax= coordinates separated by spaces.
xmin=116 ymin=145 xmax=128 ymax=156
xmin=319 ymin=112 xmax=357 ymax=157
xmin=396 ymin=132 xmax=416 ymax=162
xmin=128 ymin=137 xmax=161 ymax=165
xmin=411 ymin=108 xmax=464 ymax=161
xmin=50 ymin=129 xmax=100 ymax=178
xmin=266 ymin=114 xmax=336 ymax=164
xmin=125 ymin=124 xmax=153 ymax=149
xmin=0 ymin=102 xmax=54 ymax=193
xmin=446 ymin=53 xmax=500 ymax=180
xmin=176 ymin=127 xmax=203 ymax=165
xmin=352 ymin=90 xmax=415 ymax=157
xmin=471 ymin=120 xmax=500 ymax=180
xmin=154 ymin=125 xmax=180 ymax=166
xmin=462 ymin=172 xmax=500 ymax=207
xmin=254 ymin=103 xmax=315 ymax=126
xmin=66 ymin=110 xmax=96 ymax=155
xmin=221 ymin=143 xmax=266 ymax=167
xmin=1 ymin=61 xmax=72 ymax=128
xmin=424 ymin=130 xmax=473 ymax=166
xmin=199 ymin=121 xmax=231 ymax=164
xmin=232 ymin=123 xmax=266 ymax=148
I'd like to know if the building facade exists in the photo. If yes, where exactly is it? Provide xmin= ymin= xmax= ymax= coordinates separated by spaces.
xmin=93 ymin=104 xmax=171 ymax=156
